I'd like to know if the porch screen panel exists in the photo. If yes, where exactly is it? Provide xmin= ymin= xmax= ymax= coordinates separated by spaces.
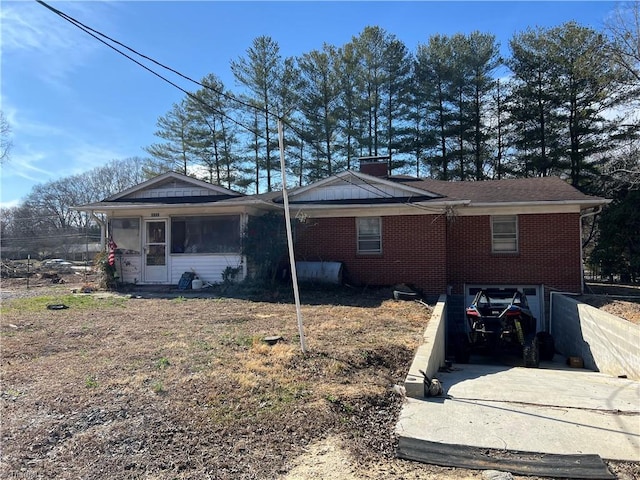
xmin=491 ymin=215 xmax=518 ymax=252
xmin=171 ymin=215 xmax=241 ymax=254
xmin=110 ymin=218 xmax=140 ymax=254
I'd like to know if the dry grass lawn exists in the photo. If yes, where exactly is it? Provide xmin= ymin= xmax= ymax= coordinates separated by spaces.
xmin=1 ymin=282 xmax=637 ymax=480
xmin=1 ymin=285 xmax=436 ymax=479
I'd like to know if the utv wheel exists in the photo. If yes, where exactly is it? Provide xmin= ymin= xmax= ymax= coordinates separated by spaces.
xmin=454 ymin=334 xmax=471 ymax=364
xmin=536 ymin=332 xmax=555 ymax=361
xmin=523 ymin=335 xmax=540 ymax=368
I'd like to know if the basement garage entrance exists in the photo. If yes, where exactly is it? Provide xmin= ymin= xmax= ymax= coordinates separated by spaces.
xmin=464 ymin=284 xmax=544 ymax=331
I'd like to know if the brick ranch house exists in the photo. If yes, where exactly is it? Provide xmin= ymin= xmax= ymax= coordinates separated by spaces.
xmin=77 ymin=160 xmax=608 ymax=323
xmin=283 ymin=160 xmax=609 ymax=324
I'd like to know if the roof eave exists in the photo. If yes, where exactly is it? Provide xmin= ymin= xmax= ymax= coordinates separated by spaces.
xmin=72 ymin=197 xmax=280 ymax=213
xmin=289 ymin=199 xmax=469 ymax=210
xmin=469 ymin=199 xmax=611 ymax=208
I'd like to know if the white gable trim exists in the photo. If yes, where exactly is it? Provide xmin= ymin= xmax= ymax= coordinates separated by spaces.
xmin=106 ymin=172 xmax=240 ymax=201
xmin=288 ymin=170 xmax=442 ymax=202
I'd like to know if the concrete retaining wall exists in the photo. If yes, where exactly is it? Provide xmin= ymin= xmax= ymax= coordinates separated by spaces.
xmin=404 ymin=294 xmax=447 ymax=398
xmin=551 ymin=293 xmax=640 ymax=380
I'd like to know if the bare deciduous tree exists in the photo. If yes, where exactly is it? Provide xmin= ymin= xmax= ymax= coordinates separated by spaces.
xmin=0 ymin=111 xmax=12 ymax=164
xmin=605 ymin=1 xmax=640 ymax=84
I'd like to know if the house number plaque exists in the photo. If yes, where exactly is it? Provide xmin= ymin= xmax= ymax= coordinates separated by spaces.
xmin=150 ymin=213 xmax=160 ymax=217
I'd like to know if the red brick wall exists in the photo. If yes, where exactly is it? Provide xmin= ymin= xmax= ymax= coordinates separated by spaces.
xmin=294 ymin=212 xmax=582 ymax=295
xmin=294 ymin=215 xmax=448 ymax=295
xmin=446 ymin=213 xmax=582 ymax=294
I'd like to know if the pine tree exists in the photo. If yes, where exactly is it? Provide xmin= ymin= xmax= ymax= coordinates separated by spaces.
xmin=231 ymin=36 xmax=283 ymax=192
xmin=382 ymin=38 xmax=414 ymax=174
xmin=298 ymin=44 xmax=342 ymax=180
xmin=467 ymin=32 xmax=501 ymax=180
xmin=415 ymin=35 xmax=456 ymax=179
xmin=335 ymin=42 xmax=365 ymax=170
xmin=508 ymin=28 xmax=564 ymax=178
xmin=185 ymin=74 xmax=247 ymax=190
xmin=145 ymin=101 xmax=194 ymax=176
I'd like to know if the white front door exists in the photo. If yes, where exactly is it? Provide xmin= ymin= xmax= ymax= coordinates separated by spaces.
xmin=144 ymin=220 xmax=168 ymax=283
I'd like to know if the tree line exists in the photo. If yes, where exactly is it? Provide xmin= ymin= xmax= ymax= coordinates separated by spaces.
xmin=0 ymin=158 xmax=149 ymax=260
xmin=145 ymin=19 xmax=638 ymax=197
xmin=1 ymin=4 xmax=638 ymax=280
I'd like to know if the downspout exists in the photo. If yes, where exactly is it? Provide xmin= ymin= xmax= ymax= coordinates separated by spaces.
xmin=579 ymin=205 xmax=603 ymax=294
xmin=240 ymin=212 xmax=248 ymax=281
xmin=551 ymin=205 xmax=604 ymax=333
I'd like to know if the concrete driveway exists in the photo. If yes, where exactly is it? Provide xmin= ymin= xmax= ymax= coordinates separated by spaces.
xmin=396 ymin=356 xmax=640 ymax=476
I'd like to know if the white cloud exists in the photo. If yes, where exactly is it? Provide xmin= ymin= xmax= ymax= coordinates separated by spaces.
xmin=0 ymin=146 xmax=54 ymax=205
xmin=0 ymin=102 xmax=131 ymax=204
xmin=0 ymin=104 xmax=74 ymax=182
xmin=6 ymin=111 xmax=68 ymax=139
xmin=2 ymin=106 xmax=19 ymax=128
xmin=65 ymin=142 xmax=131 ymax=172
xmin=0 ymin=198 xmax=21 ymax=209
xmin=5 ymin=141 xmax=131 ymax=183
xmin=3 ymin=149 xmax=57 ymax=182
xmin=0 ymin=137 xmax=133 ymax=206
xmin=1 ymin=1 xmax=118 ymax=85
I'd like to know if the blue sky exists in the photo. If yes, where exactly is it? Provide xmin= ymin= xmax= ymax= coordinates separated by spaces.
xmin=1 ymin=1 xmax=620 ymax=207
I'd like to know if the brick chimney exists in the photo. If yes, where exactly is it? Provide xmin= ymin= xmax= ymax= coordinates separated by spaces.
xmin=359 ymin=156 xmax=389 ymax=177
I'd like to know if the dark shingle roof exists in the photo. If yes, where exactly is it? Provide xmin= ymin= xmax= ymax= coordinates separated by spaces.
xmin=391 ymin=176 xmax=604 ymax=203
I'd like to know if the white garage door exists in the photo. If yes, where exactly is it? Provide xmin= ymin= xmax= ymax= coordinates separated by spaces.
xmin=465 ymin=284 xmax=544 ymax=331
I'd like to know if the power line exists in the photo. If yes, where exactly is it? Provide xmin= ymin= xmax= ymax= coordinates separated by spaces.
xmin=34 ymin=0 xmax=264 ymax=139
xmin=35 ymin=0 xmax=259 ymax=114
xmin=34 ymin=0 xmax=350 ymax=150
xmin=33 ymin=0 xmax=429 ymax=201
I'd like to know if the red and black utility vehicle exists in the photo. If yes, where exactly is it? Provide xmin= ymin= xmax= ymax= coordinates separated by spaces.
xmin=455 ymin=288 xmax=553 ymax=367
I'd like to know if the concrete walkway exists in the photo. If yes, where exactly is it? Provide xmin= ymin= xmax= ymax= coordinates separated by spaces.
xmin=396 ymin=359 xmax=640 ymax=462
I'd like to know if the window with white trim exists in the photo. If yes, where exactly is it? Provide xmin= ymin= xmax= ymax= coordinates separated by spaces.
xmin=357 ymin=217 xmax=382 ymax=254
xmin=491 ymin=215 xmax=518 ymax=253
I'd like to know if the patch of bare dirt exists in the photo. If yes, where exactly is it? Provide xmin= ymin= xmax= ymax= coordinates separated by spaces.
xmin=595 ymin=300 xmax=640 ymax=324
xmin=579 ymin=283 xmax=640 ymax=324
xmin=282 ymin=435 xmax=482 ymax=480
xmin=1 ymin=264 xmax=95 ymax=301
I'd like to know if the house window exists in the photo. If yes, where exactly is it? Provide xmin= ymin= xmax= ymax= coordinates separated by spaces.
xmin=492 ymin=215 xmax=518 ymax=253
xmin=110 ymin=218 xmax=140 ymax=254
xmin=357 ymin=217 xmax=382 ymax=254
xmin=171 ymin=215 xmax=240 ymax=254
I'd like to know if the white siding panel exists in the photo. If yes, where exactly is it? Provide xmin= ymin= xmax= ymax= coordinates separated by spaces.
xmin=295 ymin=183 xmax=407 ymax=202
xmin=126 ymin=183 xmax=214 ymax=200
xmin=170 ymin=254 xmax=244 ymax=284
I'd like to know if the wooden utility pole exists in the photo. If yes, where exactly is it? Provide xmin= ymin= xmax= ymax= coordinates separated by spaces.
xmin=278 ymin=119 xmax=307 ymax=353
